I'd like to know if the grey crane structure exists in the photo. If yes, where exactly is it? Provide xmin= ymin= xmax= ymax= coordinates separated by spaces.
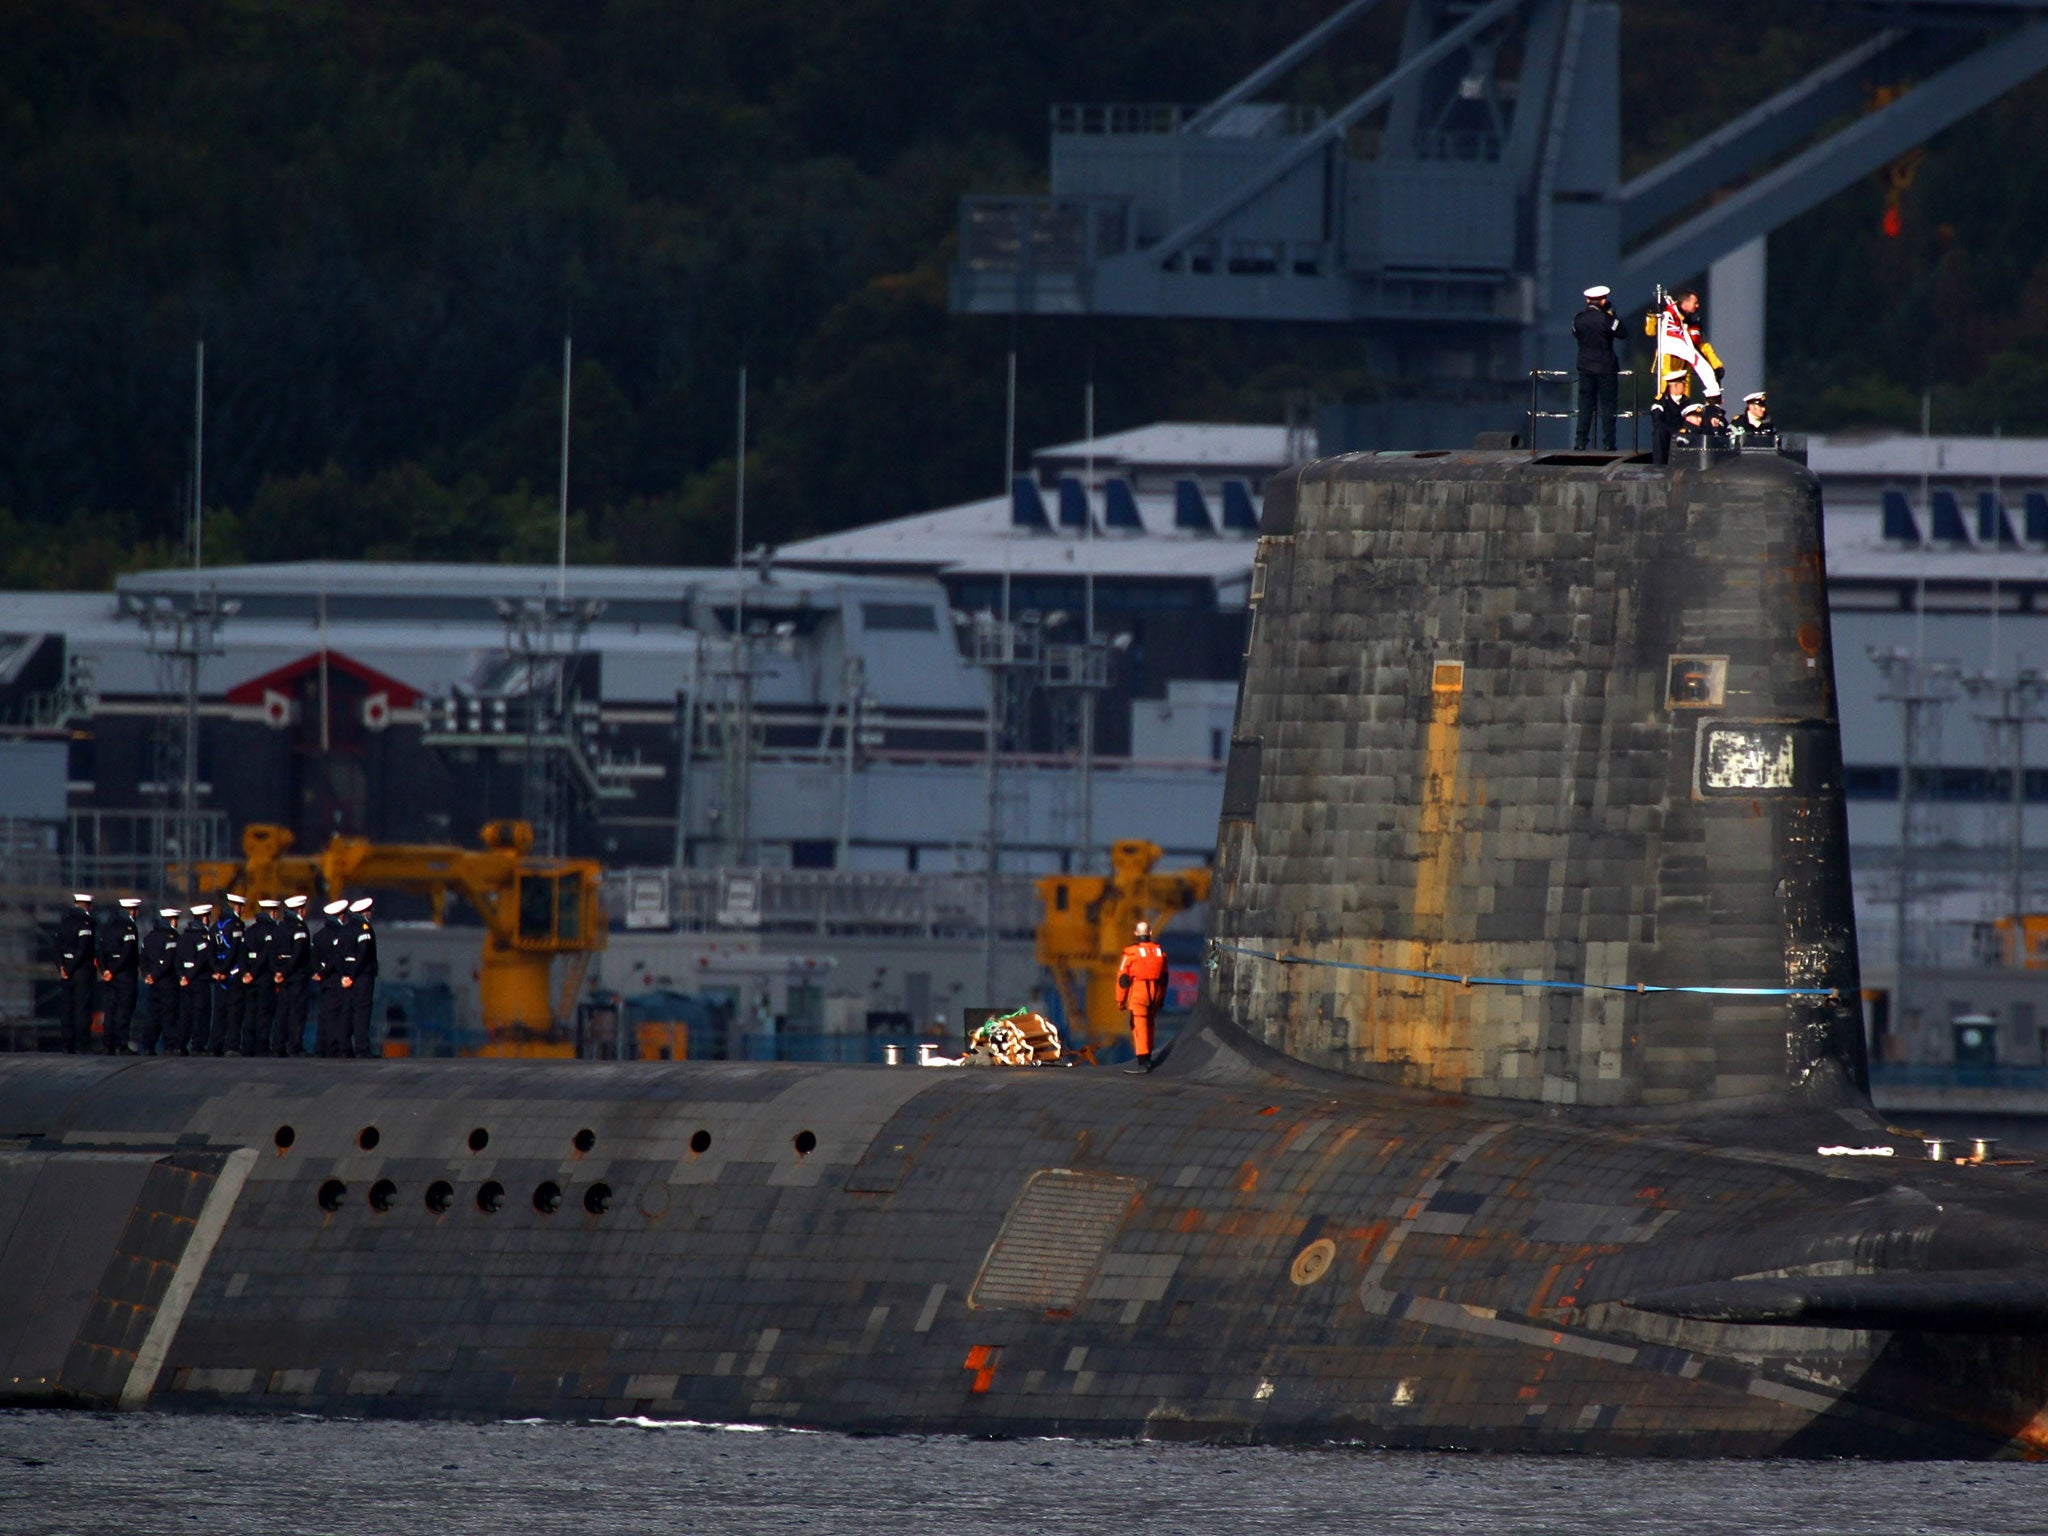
xmin=952 ymin=0 xmax=2048 ymax=446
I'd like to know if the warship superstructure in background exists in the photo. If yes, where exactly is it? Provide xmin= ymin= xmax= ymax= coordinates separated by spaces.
xmin=13 ymin=447 xmax=2048 ymax=1455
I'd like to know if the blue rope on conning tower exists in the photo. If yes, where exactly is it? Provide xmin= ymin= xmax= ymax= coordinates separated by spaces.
xmin=1207 ymin=941 xmax=1838 ymax=1000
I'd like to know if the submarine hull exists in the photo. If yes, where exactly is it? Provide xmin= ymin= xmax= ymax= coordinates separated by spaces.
xmin=12 ymin=450 xmax=2048 ymax=1455
xmin=5 ymin=1041 xmax=2048 ymax=1457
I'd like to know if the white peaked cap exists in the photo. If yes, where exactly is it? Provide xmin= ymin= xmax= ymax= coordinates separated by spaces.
xmin=190 ymin=903 xmax=213 ymax=915
xmin=258 ymin=898 xmax=281 ymax=908
xmin=118 ymin=897 xmax=142 ymax=908
xmin=323 ymin=899 xmax=349 ymax=916
xmin=1582 ymin=284 xmax=1611 ymax=299
xmin=73 ymin=892 xmax=92 ymax=902
xmin=349 ymin=897 xmax=374 ymax=913
xmin=1744 ymin=390 xmax=1767 ymax=404
xmin=225 ymin=893 xmax=245 ymax=905
xmin=158 ymin=907 xmax=180 ymax=919
xmin=284 ymin=895 xmax=308 ymax=908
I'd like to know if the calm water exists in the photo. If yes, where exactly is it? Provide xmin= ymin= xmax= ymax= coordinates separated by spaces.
xmin=2 ymin=1411 xmax=2043 ymax=1535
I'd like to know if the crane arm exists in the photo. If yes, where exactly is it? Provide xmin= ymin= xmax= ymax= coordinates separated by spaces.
xmin=319 ymin=839 xmax=520 ymax=945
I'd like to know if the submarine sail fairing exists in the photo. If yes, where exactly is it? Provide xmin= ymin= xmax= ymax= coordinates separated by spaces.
xmin=9 ymin=449 xmax=2048 ymax=1455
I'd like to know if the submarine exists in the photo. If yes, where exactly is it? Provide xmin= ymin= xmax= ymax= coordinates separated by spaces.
xmin=10 ymin=446 xmax=2048 ymax=1457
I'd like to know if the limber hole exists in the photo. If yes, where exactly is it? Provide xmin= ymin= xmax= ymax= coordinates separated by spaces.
xmin=424 ymin=1181 xmax=453 ymax=1214
xmin=689 ymin=1129 xmax=711 ymax=1155
xmin=532 ymin=1181 xmax=563 ymax=1215
xmin=467 ymin=1127 xmax=489 ymax=1152
xmin=583 ymin=1183 xmax=612 ymax=1216
xmin=572 ymin=1128 xmax=596 ymax=1154
xmin=793 ymin=1130 xmax=817 ymax=1159
xmin=274 ymin=1125 xmax=296 ymax=1150
xmin=368 ymin=1179 xmax=396 ymax=1213
xmin=357 ymin=1125 xmax=380 ymax=1151
xmin=317 ymin=1179 xmax=346 ymax=1212
xmin=476 ymin=1180 xmax=505 ymax=1214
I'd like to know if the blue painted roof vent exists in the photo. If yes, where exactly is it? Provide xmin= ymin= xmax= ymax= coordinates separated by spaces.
xmin=1174 ymin=478 xmax=1215 ymax=534
xmin=2026 ymin=492 xmax=2048 ymax=545
xmin=1929 ymin=488 xmax=1971 ymax=544
xmin=1221 ymin=479 xmax=1259 ymax=532
xmin=1979 ymin=491 xmax=2020 ymax=548
xmin=1056 ymin=476 xmax=1091 ymax=531
xmin=1881 ymin=489 xmax=1920 ymax=544
xmin=1011 ymin=475 xmax=1050 ymax=531
xmin=1103 ymin=477 xmax=1144 ymax=531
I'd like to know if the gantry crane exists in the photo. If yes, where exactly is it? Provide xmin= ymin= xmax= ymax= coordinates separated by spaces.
xmin=1035 ymin=839 xmax=1211 ymax=1056
xmin=193 ymin=821 xmax=604 ymax=1057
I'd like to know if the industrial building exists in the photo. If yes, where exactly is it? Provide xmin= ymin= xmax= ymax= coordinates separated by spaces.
xmin=8 ymin=423 xmax=2048 ymax=1062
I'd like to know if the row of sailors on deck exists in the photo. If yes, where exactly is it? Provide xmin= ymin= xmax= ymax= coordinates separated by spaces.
xmin=52 ymin=891 xmax=381 ymax=1058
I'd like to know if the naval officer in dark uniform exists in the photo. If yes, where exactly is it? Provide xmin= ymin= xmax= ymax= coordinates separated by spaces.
xmin=313 ymin=898 xmax=354 ymax=1056
xmin=1571 ymin=284 xmax=1622 ymax=451
xmin=272 ymin=894 xmax=314 ymax=1055
xmin=238 ymin=898 xmax=280 ymax=1055
xmin=139 ymin=907 xmax=180 ymax=1054
xmin=209 ymin=894 xmax=248 ymax=1055
xmin=175 ymin=903 xmax=213 ymax=1055
xmin=346 ymin=896 xmax=379 ymax=1058
xmin=53 ymin=892 xmax=97 ymax=1052
xmin=98 ymin=897 xmax=143 ymax=1053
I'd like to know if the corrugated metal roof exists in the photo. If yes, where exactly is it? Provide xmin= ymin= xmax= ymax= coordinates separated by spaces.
xmin=1031 ymin=422 xmax=1300 ymax=470
xmin=1807 ymin=433 xmax=2048 ymax=480
xmin=776 ymin=489 xmax=1259 ymax=591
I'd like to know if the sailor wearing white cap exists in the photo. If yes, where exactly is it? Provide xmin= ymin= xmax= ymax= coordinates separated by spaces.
xmin=270 ymin=896 xmax=315 ymax=1054
xmin=314 ymin=899 xmax=355 ymax=1056
xmin=238 ymin=900 xmax=283 ymax=1055
xmin=1731 ymin=389 xmax=1775 ymax=448
xmin=346 ymin=897 xmax=379 ymax=1058
xmin=1572 ymin=285 xmax=1621 ymax=451
xmin=209 ymin=897 xmax=248 ymax=1055
xmin=51 ymin=892 xmax=98 ymax=1052
xmin=175 ymin=906 xmax=214 ymax=1056
xmin=98 ymin=898 xmax=144 ymax=1053
xmin=140 ymin=907 xmax=181 ymax=1053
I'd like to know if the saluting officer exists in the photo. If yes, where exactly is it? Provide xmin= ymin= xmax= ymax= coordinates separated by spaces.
xmin=53 ymin=892 xmax=97 ymax=1053
xmin=271 ymin=895 xmax=314 ymax=1056
xmin=139 ymin=907 xmax=180 ymax=1054
xmin=238 ymin=899 xmax=281 ymax=1056
xmin=175 ymin=903 xmax=214 ymax=1055
xmin=99 ymin=897 xmax=143 ymax=1053
xmin=346 ymin=896 xmax=379 ymax=1059
xmin=209 ymin=894 xmax=248 ymax=1056
xmin=313 ymin=898 xmax=354 ymax=1056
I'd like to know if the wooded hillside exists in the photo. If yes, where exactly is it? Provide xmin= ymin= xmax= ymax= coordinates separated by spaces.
xmin=4 ymin=1 xmax=2045 ymax=587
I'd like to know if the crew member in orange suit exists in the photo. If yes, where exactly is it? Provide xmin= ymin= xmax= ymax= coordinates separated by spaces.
xmin=1117 ymin=920 xmax=1169 ymax=1075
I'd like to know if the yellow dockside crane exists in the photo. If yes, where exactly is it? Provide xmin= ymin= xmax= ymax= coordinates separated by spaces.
xmin=1035 ymin=838 xmax=1211 ymax=1056
xmin=194 ymin=821 xmax=604 ymax=1056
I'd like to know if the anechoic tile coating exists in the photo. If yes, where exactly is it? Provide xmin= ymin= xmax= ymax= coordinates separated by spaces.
xmin=1 ymin=1048 xmax=2044 ymax=1456
xmin=1214 ymin=451 xmax=1862 ymax=1108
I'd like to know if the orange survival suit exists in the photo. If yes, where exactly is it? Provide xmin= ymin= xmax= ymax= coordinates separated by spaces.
xmin=1115 ymin=935 xmax=1168 ymax=1060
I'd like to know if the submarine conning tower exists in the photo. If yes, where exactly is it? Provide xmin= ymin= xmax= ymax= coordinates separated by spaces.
xmin=1210 ymin=449 xmax=1865 ymax=1111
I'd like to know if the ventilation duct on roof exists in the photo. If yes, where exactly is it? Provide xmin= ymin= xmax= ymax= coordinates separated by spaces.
xmin=1174 ymin=478 xmax=1215 ymax=534
xmin=1929 ymin=488 xmax=1970 ymax=544
xmin=1978 ymin=492 xmax=2019 ymax=548
xmin=1011 ymin=475 xmax=1051 ymax=530
xmin=1221 ymin=478 xmax=1258 ymax=533
xmin=1103 ymin=477 xmax=1143 ymax=531
xmin=1882 ymin=489 xmax=1920 ymax=544
xmin=1056 ymin=476 xmax=1091 ymax=530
